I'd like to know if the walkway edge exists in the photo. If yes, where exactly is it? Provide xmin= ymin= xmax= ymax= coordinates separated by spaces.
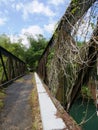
xmin=34 ymin=72 xmax=67 ymax=130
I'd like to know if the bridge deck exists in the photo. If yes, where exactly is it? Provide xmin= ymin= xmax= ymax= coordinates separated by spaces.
xmin=0 ymin=74 xmax=33 ymax=130
xmin=0 ymin=73 xmax=81 ymax=130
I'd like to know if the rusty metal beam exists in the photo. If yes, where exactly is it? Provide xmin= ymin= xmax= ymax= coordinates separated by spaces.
xmin=38 ymin=0 xmax=96 ymax=81
xmin=0 ymin=46 xmax=26 ymax=87
xmin=0 ymin=46 xmax=25 ymax=64
xmin=0 ymin=52 xmax=8 ymax=81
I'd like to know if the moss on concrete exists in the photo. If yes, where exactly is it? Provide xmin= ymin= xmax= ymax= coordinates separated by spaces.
xmin=0 ymin=90 xmax=5 ymax=110
xmin=31 ymin=74 xmax=43 ymax=130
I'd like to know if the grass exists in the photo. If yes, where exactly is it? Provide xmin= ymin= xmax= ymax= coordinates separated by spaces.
xmin=0 ymin=100 xmax=3 ymax=108
xmin=0 ymin=90 xmax=6 ymax=110
xmin=15 ymin=77 xmax=24 ymax=82
xmin=30 ymin=74 xmax=43 ymax=130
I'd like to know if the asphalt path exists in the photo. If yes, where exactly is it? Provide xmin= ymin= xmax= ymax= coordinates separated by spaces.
xmin=0 ymin=74 xmax=33 ymax=130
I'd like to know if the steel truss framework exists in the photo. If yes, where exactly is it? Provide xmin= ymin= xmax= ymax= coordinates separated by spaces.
xmin=0 ymin=46 xmax=26 ymax=87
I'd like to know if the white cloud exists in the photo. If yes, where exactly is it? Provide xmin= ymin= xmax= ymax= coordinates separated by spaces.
xmin=9 ymin=25 xmax=45 ymax=48
xmin=9 ymin=21 xmax=57 ymax=47
xmin=49 ymin=0 xmax=65 ymax=6
xmin=9 ymin=34 xmax=30 ymax=48
xmin=44 ymin=22 xmax=57 ymax=34
xmin=0 ymin=18 xmax=7 ymax=26
xmin=19 ymin=34 xmax=30 ymax=48
xmin=20 ymin=25 xmax=44 ymax=47
xmin=19 ymin=23 xmax=57 ymax=46
xmin=10 ymin=34 xmax=19 ymax=43
xmin=16 ymin=3 xmax=23 ymax=11
xmin=21 ymin=25 xmax=44 ymax=37
xmin=15 ymin=0 xmax=55 ymax=20
xmin=21 ymin=36 xmax=29 ymax=47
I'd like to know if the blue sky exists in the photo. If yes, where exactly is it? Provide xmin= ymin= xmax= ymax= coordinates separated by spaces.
xmin=0 ymin=0 xmax=71 ymax=47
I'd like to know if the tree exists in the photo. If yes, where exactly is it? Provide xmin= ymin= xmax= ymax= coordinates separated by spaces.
xmin=0 ymin=34 xmax=26 ymax=61
xmin=0 ymin=34 xmax=11 ymax=49
xmin=10 ymin=43 xmax=26 ymax=61
xmin=25 ymin=34 xmax=48 ymax=71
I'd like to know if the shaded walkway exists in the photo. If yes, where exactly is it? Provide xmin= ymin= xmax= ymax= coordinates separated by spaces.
xmin=0 ymin=74 xmax=33 ymax=130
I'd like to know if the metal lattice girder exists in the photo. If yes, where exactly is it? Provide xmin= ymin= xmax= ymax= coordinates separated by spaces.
xmin=0 ymin=46 xmax=26 ymax=87
xmin=37 ymin=0 xmax=96 ymax=82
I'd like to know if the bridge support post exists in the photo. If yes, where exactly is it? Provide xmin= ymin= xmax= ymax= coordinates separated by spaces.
xmin=0 ymin=52 xmax=8 ymax=82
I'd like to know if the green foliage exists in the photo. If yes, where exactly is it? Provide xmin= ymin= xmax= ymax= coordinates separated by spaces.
xmin=90 ymin=22 xmax=95 ymax=29
xmin=72 ymin=0 xmax=78 ymax=3
xmin=71 ymin=0 xmax=80 ymax=14
xmin=46 ymin=48 xmax=55 ymax=68
xmin=10 ymin=43 xmax=26 ymax=61
xmin=0 ymin=91 xmax=5 ymax=97
xmin=0 ymin=34 xmax=26 ymax=61
xmin=0 ymin=34 xmax=11 ymax=49
xmin=77 ymin=41 xmax=85 ymax=47
xmin=25 ymin=34 xmax=48 ymax=71
xmin=0 ymin=90 xmax=5 ymax=110
xmin=81 ymin=85 xmax=92 ymax=98
xmin=0 ymin=101 xmax=3 ymax=108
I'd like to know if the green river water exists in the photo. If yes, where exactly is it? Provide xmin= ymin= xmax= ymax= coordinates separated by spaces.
xmin=69 ymin=98 xmax=98 ymax=130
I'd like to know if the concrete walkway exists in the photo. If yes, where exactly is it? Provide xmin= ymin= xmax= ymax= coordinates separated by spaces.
xmin=34 ymin=73 xmax=67 ymax=130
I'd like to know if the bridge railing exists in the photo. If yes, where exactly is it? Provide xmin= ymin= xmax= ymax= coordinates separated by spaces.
xmin=0 ymin=46 xmax=26 ymax=87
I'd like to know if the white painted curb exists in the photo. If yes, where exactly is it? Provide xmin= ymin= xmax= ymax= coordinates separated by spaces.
xmin=34 ymin=73 xmax=66 ymax=130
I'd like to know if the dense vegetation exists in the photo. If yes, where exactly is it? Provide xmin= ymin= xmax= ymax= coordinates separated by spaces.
xmin=25 ymin=34 xmax=48 ymax=71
